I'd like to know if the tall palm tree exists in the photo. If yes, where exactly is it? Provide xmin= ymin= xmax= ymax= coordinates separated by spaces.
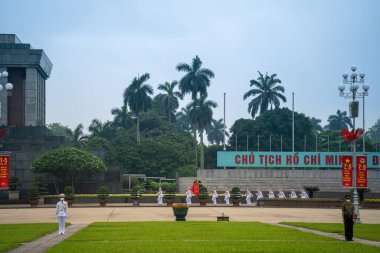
xmin=70 ymin=123 xmax=88 ymax=148
xmin=111 ymin=104 xmax=133 ymax=130
xmin=88 ymin=119 xmax=113 ymax=137
xmin=156 ymin=80 xmax=183 ymax=122
xmin=206 ymin=118 xmax=229 ymax=145
xmin=310 ymin=117 xmax=323 ymax=133
xmin=243 ymin=71 xmax=286 ymax=118
xmin=188 ymin=93 xmax=217 ymax=169
xmin=176 ymin=55 xmax=215 ymax=100
xmin=123 ymin=73 xmax=154 ymax=144
xmin=325 ymin=110 xmax=353 ymax=130
xmin=176 ymin=107 xmax=192 ymax=132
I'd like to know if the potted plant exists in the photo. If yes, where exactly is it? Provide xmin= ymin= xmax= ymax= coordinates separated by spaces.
xmin=172 ymin=203 xmax=189 ymax=221
xmin=97 ymin=186 xmax=109 ymax=206
xmin=231 ymin=187 xmax=242 ymax=206
xmin=144 ymin=180 xmax=153 ymax=193
xmin=64 ymin=186 xmax=75 ymax=206
xmin=8 ymin=176 xmax=20 ymax=200
xmin=131 ymin=185 xmax=142 ymax=206
xmin=198 ymin=186 xmax=209 ymax=206
xmin=164 ymin=185 xmax=176 ymax=206
xmin=303 ymin=186 xmax=320 ymax=199
xmin=34 ymin=176 xmax=48 ymax=204
xmin=28 ymin=188 xmax=40 ymax=207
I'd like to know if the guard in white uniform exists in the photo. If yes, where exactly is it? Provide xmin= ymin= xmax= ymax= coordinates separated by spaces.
xmin=268 ymin=189 xmax=275 ymax=199
xmin=256 ymin=188 xmax=264 ymax=200
xmin=56 ymin=193 xmax=69 ymax=235
xmin=185 ymin=188 xmax=192 ymax=205
xmin=157 ymin=187 xmax=164 ymax=205
xmin=245 ymin=189 xmax=253 ymax=205
xmin=290 ymin=189 xmax=298 ymax=199
xmin=224 ymin=188 xmax=230 ymax=205
xmin=300 ymin=189 xmax=309 ymax=199
xmin=277 ymin=189 xmax=286 ymax=199
xmin=211 ymin=187 xmax=218 ymax=205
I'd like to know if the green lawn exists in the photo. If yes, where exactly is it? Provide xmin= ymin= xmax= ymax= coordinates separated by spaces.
xmin=48 ymin=222 xmax=380 ymax=253
xmin=0 ymin=223 xmax=58 ymax=252
xmin=281 ymin=222 xmax=380 ymax=242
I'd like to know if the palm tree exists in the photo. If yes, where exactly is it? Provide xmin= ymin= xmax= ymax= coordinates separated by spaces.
xmin=123 ymin=73 xmax=154 ymax=144
xmin=243 ymin=71 xmax=286 ymax=119
xmin=111 ymin=104 xmax=133 ymax=130
xmin=156 ymin=81 xmax=183 ymax=122
xmin=310 ymin=117 xmax=323 ymax=133
xmin=70 ymin=123 xmax=88 ymax=148
xmin=176 ymin=55 xmax=215 ymax=100
xmin=188 ymin=93 xmax=217 ymax=169
xmin=88 ymin=119 xmax=113 ymax=137
xmin=206 ymin=118 xmax=229 ymax=145
xmin=325 ymin=110 xmax=353 ymax=130
xmin=176 ymin=107 xmax=192 ymax=132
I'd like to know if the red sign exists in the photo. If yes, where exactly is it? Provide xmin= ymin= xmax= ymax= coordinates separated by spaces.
xmin=356 ymin=155 xmax=368 ymax=188
xmin=342 ymin=155 xmax=353 ymax=187
xmin=0 ymin=155 xmax=10 ymax=189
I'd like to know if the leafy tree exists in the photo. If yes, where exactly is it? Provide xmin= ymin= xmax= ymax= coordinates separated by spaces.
xmin=243 ymin=71 xmax=286 ymax=119
xmin=206 ymin=118 xmax=229 ymax=145
xmin=69 ymin=123 xmax=88 ymax=148
xmin=123 ymin=73 xmax=154 ymax=144
xmin=325 ymin=110 xmax=352 ymax=130
xmin=368 ymin=119 xmax=380 ymax=144
xmin=188 ymin=94 xmax=217 ymax=169
xmin=309 ymin=117 xmax=323 ymax=133
xmin=47 ymin=123 xmax=72 ymax=140
xmin=176 ymin=107 xmax=192 ymax=132
xmin=88 ymin=119 xmax=114 ymax=139
xmin=176 ymin=55 xmax=215 ymax=100
xmin=156 ymin=81 xmax=183 ymax=122
xmin=31 ymin=147 xmax=107 ymax=190
xmin=85 ymin=136 xmax=118 ymax=165
xmin=111 ymin=104 xmax=134 ymax=130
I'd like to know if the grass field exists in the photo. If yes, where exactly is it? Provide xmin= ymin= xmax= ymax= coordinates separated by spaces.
xmin=47 ymin=222 xmax=380 ymax=253
xmin=281 ymin=222 xmax=380 ymax=242
xmin=0 ymin=223 xmax=58 ymax=252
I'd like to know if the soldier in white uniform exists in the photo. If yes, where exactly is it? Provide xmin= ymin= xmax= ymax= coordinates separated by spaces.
xmin=211 ymin=187 xmax=218 ymax=205
xmin=268 ymin=189 xmax=275 ymax=199
xmin=185 ymin=187 xmax=192 ymax=205
xmin=277 ymin=189 xmax=286 ymax=199
xmin=224 ymin=188 xmax=230 ymax=205
xmin=300 ymin=189 xmax=309 ymax=199
xmin=256 ymin=188 xmax=264 ymax=200
xmin=157 ymin=187 xmax=164 ymax=205
xmin=56 ymin=193 xmax=69 ymax=235
xmin=290 ymin=189 xmax=298 ymax=199
xmin=245 ymin=188 xmax=253 ymax=206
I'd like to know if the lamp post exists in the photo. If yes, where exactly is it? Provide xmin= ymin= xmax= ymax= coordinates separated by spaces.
xmin=338 ymin=65 xmax=369 ymax=224
xmin=0 ymin=71 xmax=13 ymax=119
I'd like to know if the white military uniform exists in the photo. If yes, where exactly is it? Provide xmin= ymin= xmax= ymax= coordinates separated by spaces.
xmin=157 ymin=188 xmax=164 ymax=205
xmin=224 ymin=189 xmax=230 ymax=205
xmin=185 ymin=189 xmax=192 ymax=205
xmin=278 ymin=190 xmax=286 ymax=199
xmin=211 ymin=189 xmax=218 ymax=205
xmin=300 ymin=189 xmax=309 ymax=199
xmin=290 ymin=190 xmax=298 ymax=199
xmin=245 ymin=190 xmax=253 ymax=205
xmin=268 ymin=190 xmax=275 ymax=199
xmin=56 ymin=199 xmax=69 ymax=234
xmin=256 ymin=189 xmax=264 ymax=200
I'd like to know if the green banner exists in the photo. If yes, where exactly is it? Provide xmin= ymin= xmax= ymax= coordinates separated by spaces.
xmin=217 ymin=151 xmax=380 ymax=168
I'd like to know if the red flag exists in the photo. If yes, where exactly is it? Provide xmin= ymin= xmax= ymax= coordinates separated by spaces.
xmin=0 ymin=128 xmax=7 ymax=139
xmin=341 ymin=128 xmax=364 ymax=142
xmin=190 ymin=180 xmax=199 ymax=197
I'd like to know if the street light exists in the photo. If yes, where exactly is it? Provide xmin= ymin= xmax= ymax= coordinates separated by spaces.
xmin=0 ymin=71 xmax=13 ymax=118
xmin=338 ymin=65 xmax=369 ymax=224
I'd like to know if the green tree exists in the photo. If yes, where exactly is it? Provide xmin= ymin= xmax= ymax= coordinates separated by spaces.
xmin=176 ymin=107 xmax=192 ymax=132
xmin=85 ymin=136 xmax=118 ymax=165
xmin=47 ymin=123 xmax=72 ymax=140
xmin=206 ymin=118 xmax=229 ymax=145
xmin=88 ymin=119 xmax=114 ymax=139
xmin=123 ymin=73 xmax=154 ymax=144
xmin=69 ymin=123 xmax=88 ymax=148
xmin=325 ymin=110 xmax=352 ymax=130
xmin=31 ymin=147 xmax=107 ymax=190
xmin=176 ymin=55 xmax=215 ymax=100
xmin=243 ymin=71 xmax=286 ymax=119
xmin=368 ymin=119 xmax=380 ymax=144
xmin=156 ymin=81 xmax=183 ymax=122
xmin=188 ymin=94 xmax=217 ymax=170
xmin=111 ymin=104 xmax=134 ymax=130
xmin=309 ymin=117 xmax=323 ymax=133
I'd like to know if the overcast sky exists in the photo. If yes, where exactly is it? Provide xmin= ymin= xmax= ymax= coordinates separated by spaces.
xmin=1 ymin=0 xmax=379 ymax=135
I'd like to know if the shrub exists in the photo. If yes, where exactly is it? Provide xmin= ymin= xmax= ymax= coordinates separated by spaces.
xmin=131 ymin=185 xmax=142 ymax=199
xmin=198 ymin=186 xmax=209 ymax=199
xmin=8 ymin=176 xmax=19 ymax=191
xmin=231 ymin=187 xmax=242 ymax=200
xmin=64 ymin=186 xmax=75 ymax=200
xmin=28 ymin=188 xmax=40 ymax=200
xmin=164 ymin=185 xmax=176 ymax=199
xmin=34 ymin=176 xmax=48 ymax=196
xmin=97 ymin=186 xmax=109 ymax=199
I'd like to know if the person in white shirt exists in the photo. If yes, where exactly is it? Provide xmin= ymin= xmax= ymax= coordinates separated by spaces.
xmin=211 ymin=187 xmax=218 ymax=205
xmin=157 ymin=187 xmax=164 ymax=205
xmin=245 ymin=189 xmax=253 ymax=206
xmin=224 ymin=188 xmax=230 ymax=205
xmin=277 ymin=189 xmax=286 ymax=199
xmin=256 ymin=188 xmax=264 ymax=200
xmin=300 ymin=189 xmax=309 ymax=199
xmin=268 ymin=189 xmax=275 ymax=199
xmin=56 ymin=193 xmax=69 ymax=235
xmin=185 ymin=188 xmax=192 ymax=205
xmin=290 ymin=189 xmax=298 ymax=199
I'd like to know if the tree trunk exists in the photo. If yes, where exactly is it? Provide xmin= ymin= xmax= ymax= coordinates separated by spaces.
xmin=200 ymin=129 xmax=204 ymax=170
xmin=137 ymin=115 xmax=140 ymax=144
xmin=193 ymin=126 xmax=198 ymax=168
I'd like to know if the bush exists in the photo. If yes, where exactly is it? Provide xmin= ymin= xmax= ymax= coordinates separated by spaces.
xmin=28 ymin=188 xmax=40 ymax=200
xmin=231 ymin=187 xmax=242 ymax=200
xmin=198 ymin=186 xmax=208 ymax=199
xmin=64 ymin=186 xmax=75 ymax=200
xmin=8 ymin=176 xmax=19 ymax=191
xmin=97 ymin=186 xmax=109 ymax=199
xmin=164 ymin=185 xmax=176 ymax=199
xmin=131 ymin=185 xmax=142 ymax=199
xmin=34 ymin=176 xmax=48 ymax=196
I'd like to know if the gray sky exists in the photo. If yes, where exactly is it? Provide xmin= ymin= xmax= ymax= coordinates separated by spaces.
xmin=1 ymin=0 xmax=379 ymax=135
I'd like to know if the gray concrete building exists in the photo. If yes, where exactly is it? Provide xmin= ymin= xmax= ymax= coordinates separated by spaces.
xmin=0 ymin=34 xmax=52 ymax=126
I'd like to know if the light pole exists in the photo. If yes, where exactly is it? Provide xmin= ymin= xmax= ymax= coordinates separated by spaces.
xmin=0 ymin=71 xmax=13 ymax=118
xmin=338 ymin=65 xmax=369 ymax=224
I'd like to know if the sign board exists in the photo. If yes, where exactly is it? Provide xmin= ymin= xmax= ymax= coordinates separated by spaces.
xmin=0 ymin=155 xmax=10 ymax=189
xmin=341 ymin=155 xmax=352 ymax=187
xmin=217 ymin=151 xmax=380 ymax=168
xmin=356 ymin=155 xmax=368 ymax=188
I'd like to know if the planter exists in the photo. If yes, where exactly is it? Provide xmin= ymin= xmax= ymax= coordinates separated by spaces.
xmin=66 ymin=199 xmax=74 ymax=206
xmin=198 ymin=198 xmax=207 ymax=206
xmin=165 ymin=198 xmax=174 ymax=206
xmin=99 ymin=199 xmax=107 ymax=207
xmin=172 ymin=208 xmax=189 ymax=221
xmin=232 ymin=199 xmax=241 ymax=207
xmin=8 ymin=191 xmax=19 ymax=200
xmin=132 ymin=198 xmax=140 ymax=206
xmin=30 ymin=199 xmax=39 ymax=207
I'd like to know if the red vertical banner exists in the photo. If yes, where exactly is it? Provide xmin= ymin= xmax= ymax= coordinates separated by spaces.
xmin=0 ymin=155 xmax=10 ymax=189
xmin=356 ymin=156 xmax=368 ymax=188
xmin=342 ymin=155 xmax=353 ymax=187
